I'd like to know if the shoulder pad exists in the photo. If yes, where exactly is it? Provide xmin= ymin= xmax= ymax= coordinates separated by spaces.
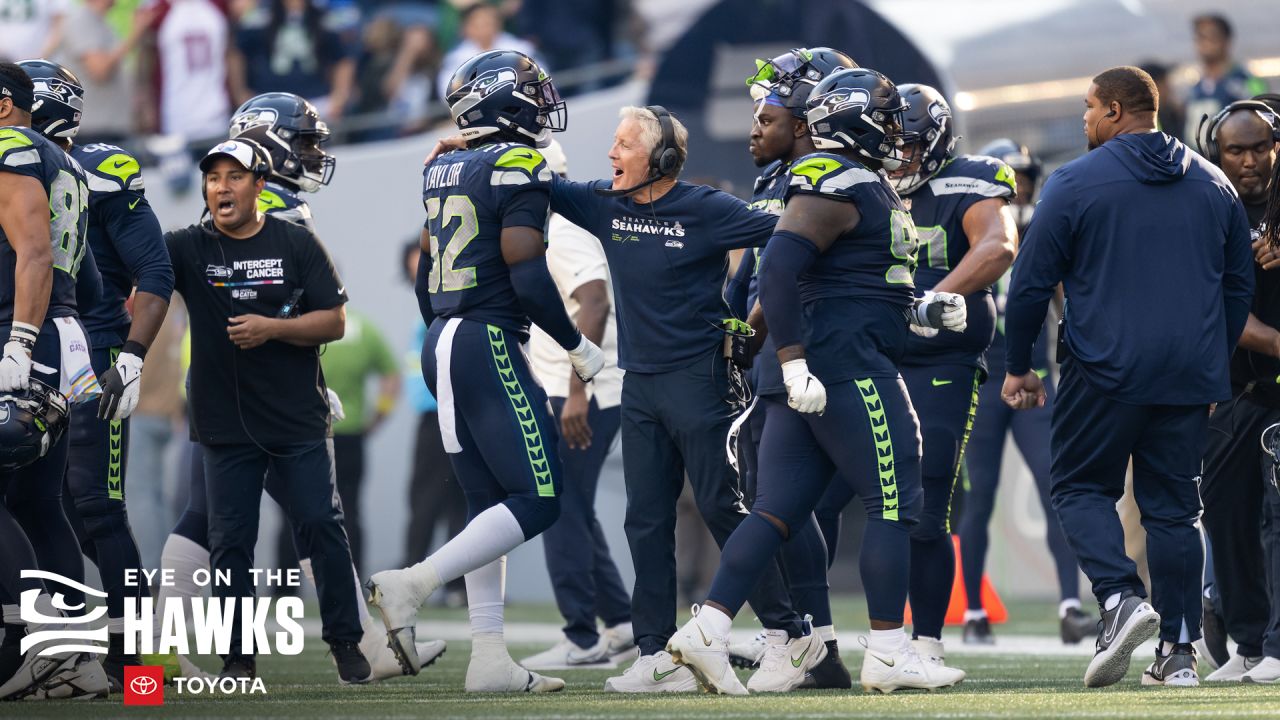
xmin=0 ymin=127 xmax=40 ymax=169
xmin=788 ymin=153 xmax=881 ymax=195
xmin=258 ymin=186 xmax=301 ymax=212
xmin=929 ymin=155 xmax=1016 ymax=198
xmin=76 ymin=144 xmax=145 ymax=194
xmin=491 ymin=146 xmax=553 ymax=186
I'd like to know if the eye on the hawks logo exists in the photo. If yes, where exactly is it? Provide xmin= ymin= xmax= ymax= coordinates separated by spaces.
xmin=124 ymin=665 xmax=165 ymax=706
xmin=18 ymin=570 xmax=109 ymax=657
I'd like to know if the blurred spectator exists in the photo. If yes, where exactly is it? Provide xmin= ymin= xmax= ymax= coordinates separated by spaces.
xmin=57 ymin=0 xmax=145 ymax=146
xmin=399 ymin=240 xmax=466 ymax=606
xmin=1184 ymin=13 xmax=1269 ymax=141
xmin=0 ymin=0 xmax=67 ymax=62
xmin=517 ymin=0 xmax=617 ymax=84
xmin=229 ymin=0 xmax=356 ymax=120
xmin=136 ymin=0 xmax=234 ymax=145
xmin=355 ymin=1 xmax=438 ymax=115
xmin=436 ymin=2 xmax=538 ymax=99
xmin=1139 ymin=61 xmax=1186 ymax=141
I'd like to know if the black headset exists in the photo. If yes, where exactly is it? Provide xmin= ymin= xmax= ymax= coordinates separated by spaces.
xmin=646 ymin=105 xmax=680 ymax=177
xmin=1197 ymin=99 xmax=1280 ymax=165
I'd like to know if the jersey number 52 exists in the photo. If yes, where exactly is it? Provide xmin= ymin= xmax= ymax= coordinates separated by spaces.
xmin=424 ymin=195 xmax=478 ymax=293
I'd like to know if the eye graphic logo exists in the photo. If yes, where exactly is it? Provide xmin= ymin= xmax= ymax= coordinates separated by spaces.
xmin=18 ymin=570 xmax=109 ymax=657
xmin=124 ymin=666 xmax=165 ymax=706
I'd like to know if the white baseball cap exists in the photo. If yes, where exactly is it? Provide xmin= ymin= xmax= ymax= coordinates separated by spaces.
xmin=198 ymin=139 xmax=268 ymax=174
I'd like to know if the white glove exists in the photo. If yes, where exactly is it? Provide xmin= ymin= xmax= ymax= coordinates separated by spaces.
xmin=97 ymin=351 xmax=144 ymax=420
xmin=910 ymin=291 xmax=968 ymax=333
xmin=326 ymin=388 xmax=346 ymax=422
xmin=567 ymin=335 xmax=605 ymax=383
xmin=0 ymin=340 xmax=33 ymax=392
xmin=781 ymin=358 xmax=826 ymax=414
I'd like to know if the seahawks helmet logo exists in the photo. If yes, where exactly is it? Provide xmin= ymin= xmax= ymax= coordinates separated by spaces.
xmin=230 ymin=107 xmax=279 ymax=135
xmin=466 ymin=68 xmax=518 ymax=98
xmin=818 ymin=87 xmax=871 ymax=114
xmin=928 ymin=100 xmax=950 ymax=122
xmin=31 ymin=78 xmax=83 ymax=114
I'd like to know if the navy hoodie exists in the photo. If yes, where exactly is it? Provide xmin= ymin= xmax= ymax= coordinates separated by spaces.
xmin=1005 ymin=132 xmax=1253 ymax=405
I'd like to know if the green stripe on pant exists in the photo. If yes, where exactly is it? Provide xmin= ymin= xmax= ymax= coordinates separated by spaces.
xmin=108 ymin=346 xmax=123 ymax=500
xmin=486 ymin=324 xmax=555 ymax=498
xmin=856 ymin=377 xmax=899 ymax=522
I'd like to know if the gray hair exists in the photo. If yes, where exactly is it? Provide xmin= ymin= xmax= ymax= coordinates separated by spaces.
xmin=618 ymin=106 xmax=689 ymax=177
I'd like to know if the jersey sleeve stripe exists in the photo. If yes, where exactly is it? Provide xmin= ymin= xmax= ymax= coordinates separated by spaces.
xmin=3 ymin=149 xmax=39 ymax=167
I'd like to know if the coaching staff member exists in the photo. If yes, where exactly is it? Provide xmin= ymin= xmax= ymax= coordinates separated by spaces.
xmin=1002 ymin=66 xmax=1253 ymax=689
xmin=164 ymin=140 xmax=369 ymax=683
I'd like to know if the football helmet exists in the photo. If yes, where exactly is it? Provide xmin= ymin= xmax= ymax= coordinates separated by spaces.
xmin=891 ymin=84 xmax=957 ymax=195
xmin=229 ymin=92 xmax=335 ymax=193
xmin=445 ymin=50 xmax=565 ymax=147
xmin=979 ymin=138 xmax=1043 ymax=195
xmin=746 ymin=47 xmax=857 ymax=116
xmin=17 ymin=59 xmax=84 ymax=140
xmin=0 ymin=378 xmax=70 ymax=472
xmin=805 ymin=68 xmax=914 ymax=169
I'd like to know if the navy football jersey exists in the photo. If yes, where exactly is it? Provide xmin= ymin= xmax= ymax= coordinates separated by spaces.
xmin=784 ymin=152 xmax=918 ymax=382
xmin=72 ymin=142 xmax=171 ymax=348
xmin=902 ymin=154 xmax=1016 ymax=370
xmin=0 ymin=126 xmax=90 ymax=323
xmin=419 ymin=142 xmax=553 ymax=334
xmin=745 ymin=159 xmax=790 ymax=396
xmin=257 ymin=182 xmax=316 ymax=233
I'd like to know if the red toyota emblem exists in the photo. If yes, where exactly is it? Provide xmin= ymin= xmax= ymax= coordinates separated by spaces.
xmin=124 ymin=665 xmax=164 ymax=706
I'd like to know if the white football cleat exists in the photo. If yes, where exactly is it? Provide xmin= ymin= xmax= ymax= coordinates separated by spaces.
xmin=604 ymin=623 xmax=638 ymax=662
xmin=30 ymin=653 xmax=109 ymax=700
xmin=911 ymin=636 xmax=948 ymax=666
xmin=521 ymin=636 xmax=616 ymax=670
xmin=603 ymin=651 xmax=698 ymax=693
xmin=366 ymin=569 xmax=431 ymax=675
xmin=666 ymin=605 xmax=746 ymax=696
xmin=359 ymin=612 xmax=446 ymax=680
xmin=728 ymin=630 xmax=768 ymax=668
xmin=1205 ymin=654 xmax=1262 ymax=682
xmin=1242 ymin=656 xmax=1280 ymax=684
xmin=466 ymin=635 xmax=563 ymax=693
xmin=747 ymin=628 xmax=827 ymax=693
xmin=0 ymin=650 xmax=76 ymax=701
xmin=860 ymin=637 xmax=965 ymax=693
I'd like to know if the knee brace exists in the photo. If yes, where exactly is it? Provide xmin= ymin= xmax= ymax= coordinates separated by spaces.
xmin=504 ymin=494 xmax=560 ymax=539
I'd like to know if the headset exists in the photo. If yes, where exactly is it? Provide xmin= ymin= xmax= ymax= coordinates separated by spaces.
xmin=1197 ymin=99 xmax=1280 ymax=165
xmin=595 ymin=105 xmax=682 ymax=197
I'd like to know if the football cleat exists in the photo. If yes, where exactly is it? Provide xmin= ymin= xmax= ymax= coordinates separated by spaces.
xmin=603 ymin=651 xmax=698 ymax=693
xmin=1241 ymin=656 xmax=1280 ymax=684
xmin=30 ymin=653 xmax=109 ymax=700
xmin=1084 ymin=592 xmax=1160 ymax=688
xmin=1194 ymin=595 xmax=1230 ymax=670
xmin=963 ymin=617 xmax=995 ymax=645
xmin=365 ymin=569 xmax=431 ymax=675
xmin=859 ymin=637 xmax=965 ymax=693
xmin=1205 ymin=653 xmax=1263 ymax=682
xmin=466 ymin=636 xmax=563 ymax=693
xmin=747 ymin=628 xmax=827 ymax=693
xmin=666 ymin=605 xmax=746 ymax=695
xmin=521 ymin=636 xmax=616 ymax=670
xmin=1060 ymin=606 xmax=1097 ymax=645
xmin=604 ymin=622 xmax=638 ymax=662
xmin=728 ymin=629 xmax=768 ymax=669
xmin=359 ymin=612 xmax=446 ymax=681
xmin=799 ymin=640 xmax=853 ymax=689
xmin=1142 ymin=644 xmax=1199 ymax=687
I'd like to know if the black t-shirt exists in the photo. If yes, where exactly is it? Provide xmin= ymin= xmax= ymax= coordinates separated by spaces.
xmin=1230 ymin=201 xmax=1280 ymax=407
xmin=166 ymin=216 xmax=348 ymax=445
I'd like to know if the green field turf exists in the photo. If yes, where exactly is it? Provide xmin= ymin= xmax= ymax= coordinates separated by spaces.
xmin=7 ymin=600 xmax=1279 ymax=718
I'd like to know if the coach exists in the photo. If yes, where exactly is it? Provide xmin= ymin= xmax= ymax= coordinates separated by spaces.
xmin=164 ymin=140 xmax=368 ymax=682
xmin=1002 ymin=66 xmax=1253 ymax=688
xmin=547 ymin=107 xmax=804 ymax=690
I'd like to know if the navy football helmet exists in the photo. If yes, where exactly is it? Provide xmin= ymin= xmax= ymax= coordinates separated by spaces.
xmin=805 ymin=68 xmax=913 ymax=168
xmin=230 ymin=92 xmax=335 ymax=193
xmin=0 ymin=379 xmax=70 ymax=472
xmin=445 ymin=50 xmax=565 ymax=147
xmin=891 ymin=84 xmax=957 ymax=195
xmin=979 ymin=138 xmax=1043 ymax=194
xmin=18 ymin=59 xmax=84 ymax=140
xmin=746 ymin=47 xmax=858 ymax=117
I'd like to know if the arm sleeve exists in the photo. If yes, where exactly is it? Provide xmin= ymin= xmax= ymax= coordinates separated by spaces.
xmin=96 ymin=191 xmax=174 ymax=298
xmin=725 ymin=248 xmax=756 ymax=318
xmin=710 ymin=189 xmax=778 ymax=251
xmin=758 ymin=230 xmax=820 ymax=351
xmin=1005 ymin=172 xmax=1075 ymax=376
xmin=1223 ymin=199 xmax=1255 ymax=356
xmin=414 ymin=246 xmax=437 ymax=324
xmin=295 ymin=229 xmax=348 ymax=311
xmin=509 ymin=256 xmax=582 ymax=350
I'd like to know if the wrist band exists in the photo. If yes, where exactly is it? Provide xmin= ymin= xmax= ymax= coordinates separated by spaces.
xmin=122 ymin=340 xmax=148 ymax=360
xmin=9 ymin=321 xmax=38 ymax=350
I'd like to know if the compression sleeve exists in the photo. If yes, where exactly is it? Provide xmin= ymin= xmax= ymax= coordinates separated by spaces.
xmin=758 ymin=230 xmax=820 ymax=352
xmin=414 ymin=246 xmax=437 ymax=325
xmin=509 ymin=256 xmax=582 ymax=350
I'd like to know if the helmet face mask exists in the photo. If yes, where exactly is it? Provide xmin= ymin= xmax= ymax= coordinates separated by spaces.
xmin=18 ymin=60 xmax=84 ymax=140
xmin=447 ymin=51 xmax=566 ymax=148
xmin=229 ymin=93 xmax=336 ymax=193
xmin=890 ymin=86 xmax=957 ymax=195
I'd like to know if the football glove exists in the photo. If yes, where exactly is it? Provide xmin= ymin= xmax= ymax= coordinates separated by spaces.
xmin=910 ymin=291 xmax=967 ymax=335
xmin=568 ymin=335 xmax=605 ymax=383
xmin=0 ymin=326 xmax=36 ymax=392
xmin=97 ymin=351 xmax=144 ymax=420
xmin=781 ymin=358 xmax=826 ymax=414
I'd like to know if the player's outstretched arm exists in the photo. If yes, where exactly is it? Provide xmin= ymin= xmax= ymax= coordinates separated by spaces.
xmin=933 ymin=198 xmax=1018 ymax=297
xmin=502 ymin=225 xmax=603 ymax=382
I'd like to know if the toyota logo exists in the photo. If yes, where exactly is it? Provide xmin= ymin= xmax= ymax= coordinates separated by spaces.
xmin=130 ymin=675 xmax=159 ymax=696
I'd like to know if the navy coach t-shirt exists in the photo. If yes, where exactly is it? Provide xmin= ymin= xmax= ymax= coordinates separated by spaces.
xmin=549 ymin=178 xmax=777 ymax=373
xmin=166 ymin=215 xmax=347 ymax=445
